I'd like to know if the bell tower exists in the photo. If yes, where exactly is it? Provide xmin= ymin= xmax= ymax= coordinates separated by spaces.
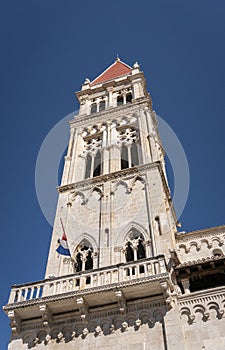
xmin=4 ymin=59 xmax=185 ymax=350
xmin=45 ymin=58 xmax=177 ymax=280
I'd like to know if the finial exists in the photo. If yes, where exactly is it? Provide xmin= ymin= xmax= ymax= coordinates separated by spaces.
xmin=84 ymin=78 xmax=90 ymax=84
xmin=133 ymin=62 xmax=140 ymax=69
xmin=116 ymin=53 xmax=120 ymax=62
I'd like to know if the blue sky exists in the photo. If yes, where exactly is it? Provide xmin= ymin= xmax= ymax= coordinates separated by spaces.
xmin=1 ymin=0 xmax=225 ymax=347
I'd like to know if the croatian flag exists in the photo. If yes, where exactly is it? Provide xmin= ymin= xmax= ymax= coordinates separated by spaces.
xmin=56 ymin=219 xmax=71 ymax=256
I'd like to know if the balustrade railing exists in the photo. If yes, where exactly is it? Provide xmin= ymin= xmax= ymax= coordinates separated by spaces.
xmin=8 ymin=256 xmax=167 ymax=304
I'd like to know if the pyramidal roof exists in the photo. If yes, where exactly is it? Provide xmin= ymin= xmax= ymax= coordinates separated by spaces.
xmin=91 ymin=58 xmax=132 ymax=85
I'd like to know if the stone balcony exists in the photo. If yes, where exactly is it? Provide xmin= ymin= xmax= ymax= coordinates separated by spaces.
xmin=4 ymin=256 xmax=171 ymax=328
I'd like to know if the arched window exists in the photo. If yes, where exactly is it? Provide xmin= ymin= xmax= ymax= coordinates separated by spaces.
xmin=91 ymin=103 xmax=97 ymax=114
xmin=124 ymin=230 xmax=146 ymax=263
xmin=117 ymin=95 xmax=123 ymax=106
xmin=99 ymin=100 xmax=106 ymax=111
xmin=121 ymin=144 xmax=129 ymax=170
xmin=85 ymin=153 xmax=92 ymax=179
xmin=74 ymin=240 xmax=93 ymax=273
xmin=131 ymin=142 xmax=138 ymax=166
xmin=126 ymin=92 xmax=132 ymax=103
xmin=93 ymin=150 xmax=102 ymax=177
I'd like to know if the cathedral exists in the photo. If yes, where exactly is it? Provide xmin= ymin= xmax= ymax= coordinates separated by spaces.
xmin=4 ymin=59 xmax=225 ymax=349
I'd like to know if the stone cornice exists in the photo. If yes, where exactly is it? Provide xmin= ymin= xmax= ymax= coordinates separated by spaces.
xmin=4 ymin=272 xmax=169 ymax=312
xmin=176 ymin=225 xmax=225 ymax=242
xmin=175 ymin=254 xmax=225 ymax=269
xmin=57 ymin=161 xmax=171 ymax=200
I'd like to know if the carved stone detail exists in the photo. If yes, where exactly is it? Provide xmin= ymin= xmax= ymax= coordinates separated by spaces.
xmin=8 ymin=310 xmax=21 ymax=334
xmin=39 ymin=304 xmax=52 ymax=328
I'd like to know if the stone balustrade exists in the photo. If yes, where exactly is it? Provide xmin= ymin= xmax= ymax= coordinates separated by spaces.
xmin=8 ymin=256 xmax=167 ymax=305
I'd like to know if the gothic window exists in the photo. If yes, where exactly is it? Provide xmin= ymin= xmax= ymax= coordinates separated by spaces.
xmin=91 ymin=103 xmax=97 ymax=114
xmin=117 ymin=94 xmax=123 ymax=106
xmin=126 ymin=92 xmax=132 ymax=103
xmin=84 ymin=135 xmax=102 ymax=178
xmin=99 ymin=100 xmax=106 ymax=111
xmin=119 ymin=127 xmax=139 ymax=169
xmin=124 ymin=230 xmax=146 ymax=263
xmin=74 ymin=240 xmax=93 ymax=273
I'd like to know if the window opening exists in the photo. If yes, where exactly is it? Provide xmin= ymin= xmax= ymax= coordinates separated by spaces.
xmin=117 ymin=95 xmax=123 ymax=106
xmin=91 ymin=103 xmax=97 ymax=114
xmin=99 ymin=100 xmax=106 ymax=111
xmin=126 ymin=92 xmax=132 ymax=103
xmin=121 ymin=144 xmax=129 ymax=169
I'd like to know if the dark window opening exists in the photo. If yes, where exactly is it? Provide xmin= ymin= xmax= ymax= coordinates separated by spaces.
xmin=85 ymin=250 xmax=93 ymax=271
xmin=126 ymin=92 xmax=132 ymax=103
xmin=99 ymin=100 xmax=106 ymax=111
xmin=137 ymin=240 xmax=146 ymax=260
xmin=125 ymin=242 xmax=134 ymax=262
xmin=85 ymin=154 xmax=92 ymax=179
xmin=121 ymin=144 xmax=129 ymax=169
xmin=190 ymin=273 xmax=225 ymax=292
xmin=93 ymin=150 xmax=101 ymax=177
xmin=117 ymin=95 xmax=123 ymax=106
xmin=91 ymin=103 xmax=97 ymax=114
xmin=139 ymin=265 xmax=145 ymax=274
xmin=131 ymin=142 xmax=139 ymax=166
xmin=75 ymin=253 xmax=82 ymax=272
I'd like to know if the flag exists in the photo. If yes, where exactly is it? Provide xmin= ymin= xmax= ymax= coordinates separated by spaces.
xmin=56 ymin=218 xmax=71 ymax=256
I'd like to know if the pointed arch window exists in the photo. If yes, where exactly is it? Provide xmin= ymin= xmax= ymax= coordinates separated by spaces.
xmin=74 ymin=240 xmax=94 ymax=273
xmin=124 ymin=230 xmax=146 ymax=263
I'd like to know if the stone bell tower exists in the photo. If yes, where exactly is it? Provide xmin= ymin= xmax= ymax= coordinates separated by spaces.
xmin=4 ymin=59 xmax=185 ymax=350
xmin=45 ymin=58 xmax=178 ymax=280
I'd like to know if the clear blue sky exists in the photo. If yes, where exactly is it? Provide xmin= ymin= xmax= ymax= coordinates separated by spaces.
xmin=1 ymin=0 xmax=225 ymax=347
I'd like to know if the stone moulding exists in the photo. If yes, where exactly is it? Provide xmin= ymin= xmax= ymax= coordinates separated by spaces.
xmin=179 ymin=286 xmax=225 ymax=324
xmin=69 ymin=98 xmax=150 ymax=126
xmin=57 ymin=161 xmax=171 ymax=199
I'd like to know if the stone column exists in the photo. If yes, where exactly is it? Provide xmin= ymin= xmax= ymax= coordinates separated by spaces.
xmin=101 ymin=125 xmax=109 ymax=174
xmin=61 ymin=127 xmax=75 ymax=185
xmin=109 ymin=122 xmax=121 ymax=172
xmin=106 ymin=87 xmax=114 ymax=108
xmin=181 ymin=277 xmax=190 ymax=294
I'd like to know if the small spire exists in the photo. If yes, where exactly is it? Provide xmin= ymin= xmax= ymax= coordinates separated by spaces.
xmin=116 ymin=53 xmax=120 ymax=62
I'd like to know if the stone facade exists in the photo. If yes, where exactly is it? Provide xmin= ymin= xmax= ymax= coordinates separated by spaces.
xmin=4 ymin=59 xmax=225 ymax=350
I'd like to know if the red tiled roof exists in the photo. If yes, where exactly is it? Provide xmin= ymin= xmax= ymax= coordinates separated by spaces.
xmin=91 ymin=59 xmax=131 ymax=85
